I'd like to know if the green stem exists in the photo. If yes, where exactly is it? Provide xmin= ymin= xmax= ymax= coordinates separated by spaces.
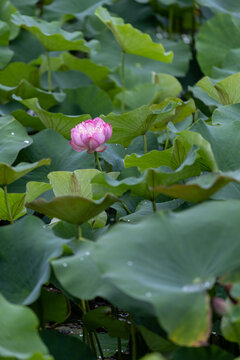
xmin=119 ymin=200 xmax=131 ymax=214
xmin=94 ymin=330 xmax=105 ymax=360
xmin=3 ymin=185 xmax=13 ymax=224
xmin=46 ymin=50 xmax=52 ymax=93
xmin=164 ymin=128 xmax=169 ymax=150
xmin=117 ymin=337 xmax=122 ymax=360
xmin=121 ymin=50 xmax=125 ymax=113
xmin=143 ymin=134 xmax=147 ymax=154
xmin=168 ymin=6 xmax=174 ymax=39
xmin=191 ymin=0 xmax=196 ymax=53
xmin=78 ymin=225 xmax=83 ymax=240
xmin=130 ymin=315 xmax=137 ymax=360
xmin=94 ymin=152 xmax=103 ymax=171
xmin=152 ymin=199 xmax=157 ymax=213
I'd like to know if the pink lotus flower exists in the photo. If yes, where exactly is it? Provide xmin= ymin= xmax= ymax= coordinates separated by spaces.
xmin=69 ymin=117 xmax=112 ymax=154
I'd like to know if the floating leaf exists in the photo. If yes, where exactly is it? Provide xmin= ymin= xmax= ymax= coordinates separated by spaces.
xmin=95 ymin=6 xmax=173 ymax=62
xmin=0 ymin=190 xmax=26 ymax=221
xmin=0 ymin=20 xmax=13 ymax=69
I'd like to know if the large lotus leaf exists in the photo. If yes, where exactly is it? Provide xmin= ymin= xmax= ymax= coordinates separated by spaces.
xmin=0 ymin=115 xmax=32 ymax=165
xmin=11 ymin=109 xmax=44 ymax=132
xmin=0 ymin=62 xmax=39 ymax=88
xmin=125 ymin=129 xmax=218 ymax=173
xmin=0 ymin=21 xmax=13 ymax=69
xmin=103 ymin=105 xmax=155 ymax=147
xmin=212 ymin=103 xmax=240 ymax=126
xmin=16 ymin=97 xmax=90 ymax=139
xmin=44 ymin=0 xmax=113 ymax=21
xmin=191 ymin=119 xmax=240 ymax=172
xmin=11 ymin=14 xmax=91 ymax=52
xmin=92 ymin=146 xmax=201 ymax=201
xmin=196 ymin=73 xmax=240 ymax=105
xmin=120 ymin=199 xmax=183 ymax=223
xmin=92 ymin=200 xmax=240 ymax=346
xmin=139 ymin=354 xmax=166 ymax=360
xmin=197 ymin=0 xmax=240 ymax=18
xmin=150 ymin=98 xmax=196 ymax=131
xmin=61 ymin=52 xmax=109 ymax=86
xmin=91 ymin=30 xmax=190 ymax=77
xmin=0 ymin=181 xmax=52 ymax=221
xmin=0 ymin=294 xmax=49 ymax=359
xmin=9 ymin=130 xmax=94 ymax=193
xmin=10 ymin=29 xmax=45 ymax=64
xmin=48 ymin=169 xmax=100 ymax=198
xmin=0 ymin=159 xmax=50 ymax=186
xmin=95 ymin=6 xmax=173 ymax=62
xmin=26 ymin=193 xmax=118 ymax=224
xmin=40 ymin=330 xmax=96 ymax=360
xmin=115 ymin=80 xmax=181 ymax=112
xmin=0 ymin=0 xmax=19 ymax=40
xmin=196 ymin=13 xmax=240 ymax=76
xmin=61 ymin=85 xmax=113 ymax=118
xmin=1 ymin=80 xmax=64 ymax=108
xmin=0 ymin=215 xmax=65 ymax=304
xmin=211 ymin=49 xmax=240 ymax=79
xmin=10 ymin=0 xmax=39 ymax=16
xmin=150 ymin=171 xmax=240 ymax=203
xmin=0 ymin=190 xmax=26 ymax=221
xmin=172 ymin=345 xmax=235 ymax=360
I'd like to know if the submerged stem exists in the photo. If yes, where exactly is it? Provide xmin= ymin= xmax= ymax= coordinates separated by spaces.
xmin=3 ymin=185 xmax=13 ymax=224
xmin=121 ymin=50 xmax=125 ymax=113
xmin=143 ymin=134 xmax=147 ymax=154
xmin=46 ymin=50 xmax=52 ymax=93
xmin=94 ymin=152 xmax=103 ymax=171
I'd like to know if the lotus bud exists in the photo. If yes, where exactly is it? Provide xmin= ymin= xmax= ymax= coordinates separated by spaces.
xmin=213 ymin=297 xmax=230 ymax=316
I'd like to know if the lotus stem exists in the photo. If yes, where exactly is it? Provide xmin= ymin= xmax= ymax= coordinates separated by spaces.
xmin=130 ymin=314 xmax=137 ymax=360
xmin=119 ymin=200 xmax=131 ymax=214
xmin=94 ymin=151 xmax=103 ymax=171
xmin=165 ymin=128 xmax=169 ymax=150
xmin=3 ymin=185 xmax=13 ymax=224
xmin=143 ymin=134 xmax=147 ymax=154
xmin=169 ymin=6 xmax=174 ymax=38
xmin=94 ymin=330 xmax=105 ymax=360
xmin=121 ymin=50 xmax=125 ymax=113
xmin=46 ymin=50 xmax=52 ymax=93
xmin=152 ymin=199 xmax=157 ymax=213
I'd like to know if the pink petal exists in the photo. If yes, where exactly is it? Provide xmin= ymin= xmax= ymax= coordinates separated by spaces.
xmin=88 ymin=137 xmax=100 ymax=151
xmin=95 ymin=145 xmax=107 ymax=153
xmin=69 ymin=140 xmax=86 ymax=152
xmin=104 ymin=123 xmax=112 ymax=141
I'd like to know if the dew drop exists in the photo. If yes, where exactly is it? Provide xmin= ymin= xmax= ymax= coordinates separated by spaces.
xmin=85 ymin=251 xmax=90 ymax=256
xmin=127 ymin=220 xmax=130 ymax=222
xmin=127 ymin=261 xmax=133 ymax=266
xmin=62 ymin=262 xmax=68 ymax=268
xmin=11 ymin=132 xmax=15 ymax=136
xmin=24 ymin=140 xmax=30 ymax=144
xmin=145 ymin=291 xmax=152 ymax=298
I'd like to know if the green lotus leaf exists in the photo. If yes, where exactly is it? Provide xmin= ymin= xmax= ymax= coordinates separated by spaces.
xmin=196 ymin=73 xmax=240 ymax=105
xmin=26 ymin=193 xmax=118 ymax=224
xmin=0 ymin=293 xmax=49 ymax=358
xmin=196 ymin=13 xmax=240 ymax=76
xmin=92 ymin=200 xmax=240 ymax=346
xmin=0 ymin=215 xmax=65 ymax=304
xmin=15 ymin=97 xmax=90 ymax=139
xmin=0 ymin=115 xmax=33 ymax=165
xmin=150 ymin=170 xmax=240 ymax=203
xmin=0 ymin=159 xmax=50 ymax=186
xmin=95 ymin=6 xmax=173 ymax=62
xmin=11 ymin=13 xmax=91 ymax=52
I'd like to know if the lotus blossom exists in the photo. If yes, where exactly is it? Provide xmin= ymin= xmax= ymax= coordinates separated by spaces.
xmin=70 ymin=117 xmax=112 ymax=154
